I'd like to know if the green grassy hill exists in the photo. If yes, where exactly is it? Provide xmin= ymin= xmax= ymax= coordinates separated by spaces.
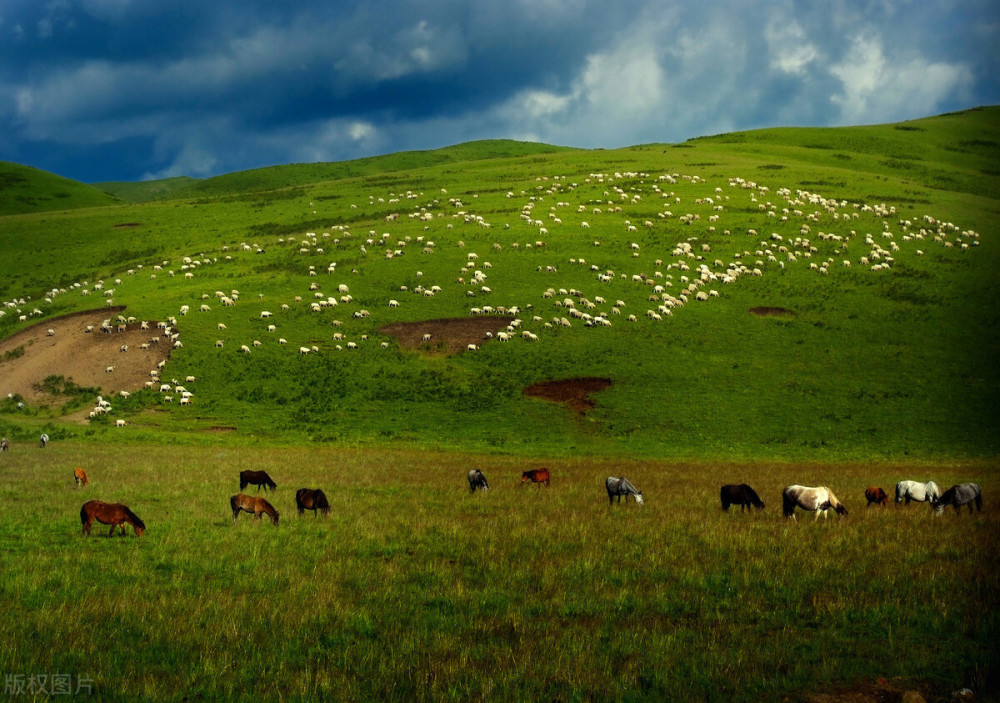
xmin=168 ymin=140 xmax=575 ymax=200
xmin=94 ymin=176 xmax=201 ymax=203
xmin=0 ymin=161 xmax=122 ymax=215
xmin=1 ymin=109 xmax=998 ymax=459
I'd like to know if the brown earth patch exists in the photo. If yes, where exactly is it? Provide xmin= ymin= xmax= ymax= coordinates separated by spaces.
xmin=0 ymin=309 xmax=171 ymax=407
xmin=523 ymin=377 xmax=612 ymax=415
xmin=748 ymin=306 xmax=796 ymax=318
xmin=379 ymin=317 xmax=512 ymax=354
xmin=113 ymin=222 xmax=141 ymax=228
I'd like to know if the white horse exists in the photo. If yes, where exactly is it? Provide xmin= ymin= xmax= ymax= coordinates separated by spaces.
xmin=932 ymin=483 xmax=982 ymax=516
xmin=606 ymin=476 xmax=644 ymax=505
xmin=895 ymin=480 xmax=941 ymax=505
xmin=467 ymin=469 xmax=489 ymax=493
xmin=782 ymin=485 xmax=847 ymax=520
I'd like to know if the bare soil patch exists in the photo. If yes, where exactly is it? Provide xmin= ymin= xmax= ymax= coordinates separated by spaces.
xmin=0 ymin=309 xmax=171 ymax=406
xmin=523 ymin=377 xmax=612 ymax=415
xmin=749 ymin=306 xmax=796 ymax=318
xmin=379 ymin=317 xmax=512 ymax=354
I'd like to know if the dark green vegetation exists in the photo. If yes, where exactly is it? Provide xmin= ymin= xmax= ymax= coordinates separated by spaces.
xmin=94 ymin=176 xmax=201 ymax=203
xmin=2 ymin=108 xmax=998 ymax=459
xmin=0 ymin=162 xmax=121 ymax=215
xmin=0 ymin=445 xmax=996 ymax=701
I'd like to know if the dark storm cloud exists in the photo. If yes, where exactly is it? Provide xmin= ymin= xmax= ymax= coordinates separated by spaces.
xmin=1 ymin=0 xmax=997 ymax=182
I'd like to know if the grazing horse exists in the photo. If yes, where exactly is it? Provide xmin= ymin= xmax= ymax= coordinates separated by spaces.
xmin=74 ymin=467 xmax=89 ymax=487
xmin=895 ymin=480 xmax=941 ymax=505
xmin=231 ymin=493 xmax=280 ymax=525
xmin=932 ymin=483 xmax=982 ymax=516
xmin=606 ymin=476 xmax=644 ymax=505
xmin=782 ymin=485 xmax=848 ymax=520
xmin=239 ymin=470 xmax=277 ymax=492
xmin=520 ymin=468 xmax=550 ymax=488
xmin=0 ymin=437 xmax=8 ymax=451
xmin=864 ymin=486 xmax=888 ymax=506
xmin=467 ymin=469 xmax=490 ymax=492
xmin=80 ymin=500 xmax=145 ymax=537
xmin=39 ymin=433 xmax=49 ymax=448
xmin=720 ymin=484 xmax=765 ymax=511
xmin=295 ymin=488 xmax=330 ymax=517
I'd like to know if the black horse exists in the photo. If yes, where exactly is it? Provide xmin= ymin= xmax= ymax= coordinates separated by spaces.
xmin=720 ymin=484 xmax=765 ymax=511
xmin=295 ymin=488 xmax=330 ymax=517
xmin=239 ymin=470 xmax=277 ymax=492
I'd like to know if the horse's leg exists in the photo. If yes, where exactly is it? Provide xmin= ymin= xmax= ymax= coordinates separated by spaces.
xmin=108 ymin=523 xmax=117 ymax=537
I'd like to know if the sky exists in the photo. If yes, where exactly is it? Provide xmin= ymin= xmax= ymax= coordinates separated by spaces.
xmin=1 ymin=0 xmax=998 ymax=184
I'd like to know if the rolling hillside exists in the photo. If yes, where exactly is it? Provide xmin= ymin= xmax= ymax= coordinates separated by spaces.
xmin=0 ymin=161 xmax=122 ymax=215
xmin=0 ymin=108 xmax=997 ymax=459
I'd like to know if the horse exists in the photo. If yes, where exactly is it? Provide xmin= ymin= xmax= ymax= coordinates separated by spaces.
xmin=864 ymin=486 xmax=888 ymax=506
xmin=782 ymin=485 xmax=848 ymax=520
xmin=40 ymin=433 xmax=49 ymax=448
xmin=895 ymin=480 xmax=941 ymax=505
xmin=467 ymin=469 xmax=490 ymax=492
xmin=239 ymin=470 xmax=277 ymax=492
xmin=295 ymin=488 xmax=330 ymax=517
xmin=80 ymin=500 xmax=145 ymax=537
xmin=0 ymin=437 xmax=8 ymax=451
xmin=720 ymin=484 xmax=764 ymax=511
xmin=932 ymin=483 xmax=982 ymax=516
xmin=231 ymin=493 xmax=280 ymax=525
xmin=606 ymin=476 xmax=644 ymax=505
xmin=520 ymin=468 xmax=550 ymax=488
xmin=74 ymin=467 xmax=89 ymax=487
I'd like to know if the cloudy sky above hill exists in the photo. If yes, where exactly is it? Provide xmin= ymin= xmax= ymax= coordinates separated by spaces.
xmin=1 ymin=0 xmax=997 ymax=183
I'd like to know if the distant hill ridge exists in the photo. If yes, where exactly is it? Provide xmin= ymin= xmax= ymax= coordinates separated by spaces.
xmin=3 ymin=107 xmax=999 ymax=214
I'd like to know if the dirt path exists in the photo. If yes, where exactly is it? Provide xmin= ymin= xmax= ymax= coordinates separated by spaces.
xmin=0 ymin=309 xmax=171 ymax=406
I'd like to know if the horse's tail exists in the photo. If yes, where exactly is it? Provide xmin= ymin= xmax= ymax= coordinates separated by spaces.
xmin=239 ymin=472 xmax=248 ymax=490
xmin=80 ymin=503 xmax=90 ymax=525
xmin=782 ymin=488 xmax=796 ymax=518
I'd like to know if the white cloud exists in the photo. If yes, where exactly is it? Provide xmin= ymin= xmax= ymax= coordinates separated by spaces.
xmin=830 ymin=34 xmax=974 ymax=124
xmin=765 ymin=18 xmax=818 ymax=75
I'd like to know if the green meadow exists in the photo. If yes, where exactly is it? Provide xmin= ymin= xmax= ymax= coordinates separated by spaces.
xmin=1 ymin=107 xmax=999 ymax=700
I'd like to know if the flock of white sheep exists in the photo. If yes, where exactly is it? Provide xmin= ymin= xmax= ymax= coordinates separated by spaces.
xmin=0 ymin=167 xmax=981 ymax=425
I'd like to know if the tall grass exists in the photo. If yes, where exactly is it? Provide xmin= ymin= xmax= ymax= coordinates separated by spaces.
xmin=1 ymin=444 xmax=996 ymax=700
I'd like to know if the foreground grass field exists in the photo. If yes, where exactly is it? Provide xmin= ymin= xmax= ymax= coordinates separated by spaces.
xmin=0 ymin=444 xmax=996 ymax=701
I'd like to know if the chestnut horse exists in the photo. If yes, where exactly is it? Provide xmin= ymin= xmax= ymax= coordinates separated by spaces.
xmin=80 ymin=500 xmax=145 ymax=537
xmin=295 ymin=488 xmax=330 ymax=517
xmin=74 ymin=468 xmax=89 ymax=487
xmin=239 ymin=470 xmax=277 ymax=492
xmin=231 ymin=493 xmax=280 ymax=525
xmin=720 ymin=484 xmax=765 ymax=511
xmin=864 ymin=486 xmax=888 ymax=506
xmin=521 ymin=468 xmax=550 ymax=488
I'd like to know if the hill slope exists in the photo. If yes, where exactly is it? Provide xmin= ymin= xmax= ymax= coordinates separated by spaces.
xmin=0 ymin=111 xmax=997 ymax=459
xmin=167 ymin=140 xmax=576 ymax=200
xmin=94 ymin=176 xmax=201 ymax=203
xmin=0 ymin=162 xmax=122 ymax=215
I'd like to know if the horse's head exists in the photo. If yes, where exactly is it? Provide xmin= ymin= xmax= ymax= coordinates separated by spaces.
xmin=834 ymin=503 xmax=848 ymax=516
xmin=634 ymin=493 xmax=644 ymax=505
xmin=134 ymin=525 xmax=145 ymax=537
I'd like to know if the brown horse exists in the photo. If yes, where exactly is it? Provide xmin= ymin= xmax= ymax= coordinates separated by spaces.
xmin=80 ymin=500 xmax=145 ymax=537
xmin=295 ymin=488 xmax=330 ymax=517
xmin=865 ymin=486 xmax=889 ymax=506
xmin=239 ymin=470 xmax=277 ymax=492
xmin=74 ymin=467 xmax=89 ymax=487
xmin=231 ymin=493 xmax=280 ymax=525
xmin=521 ymin=467 xmax=551 ymax=487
